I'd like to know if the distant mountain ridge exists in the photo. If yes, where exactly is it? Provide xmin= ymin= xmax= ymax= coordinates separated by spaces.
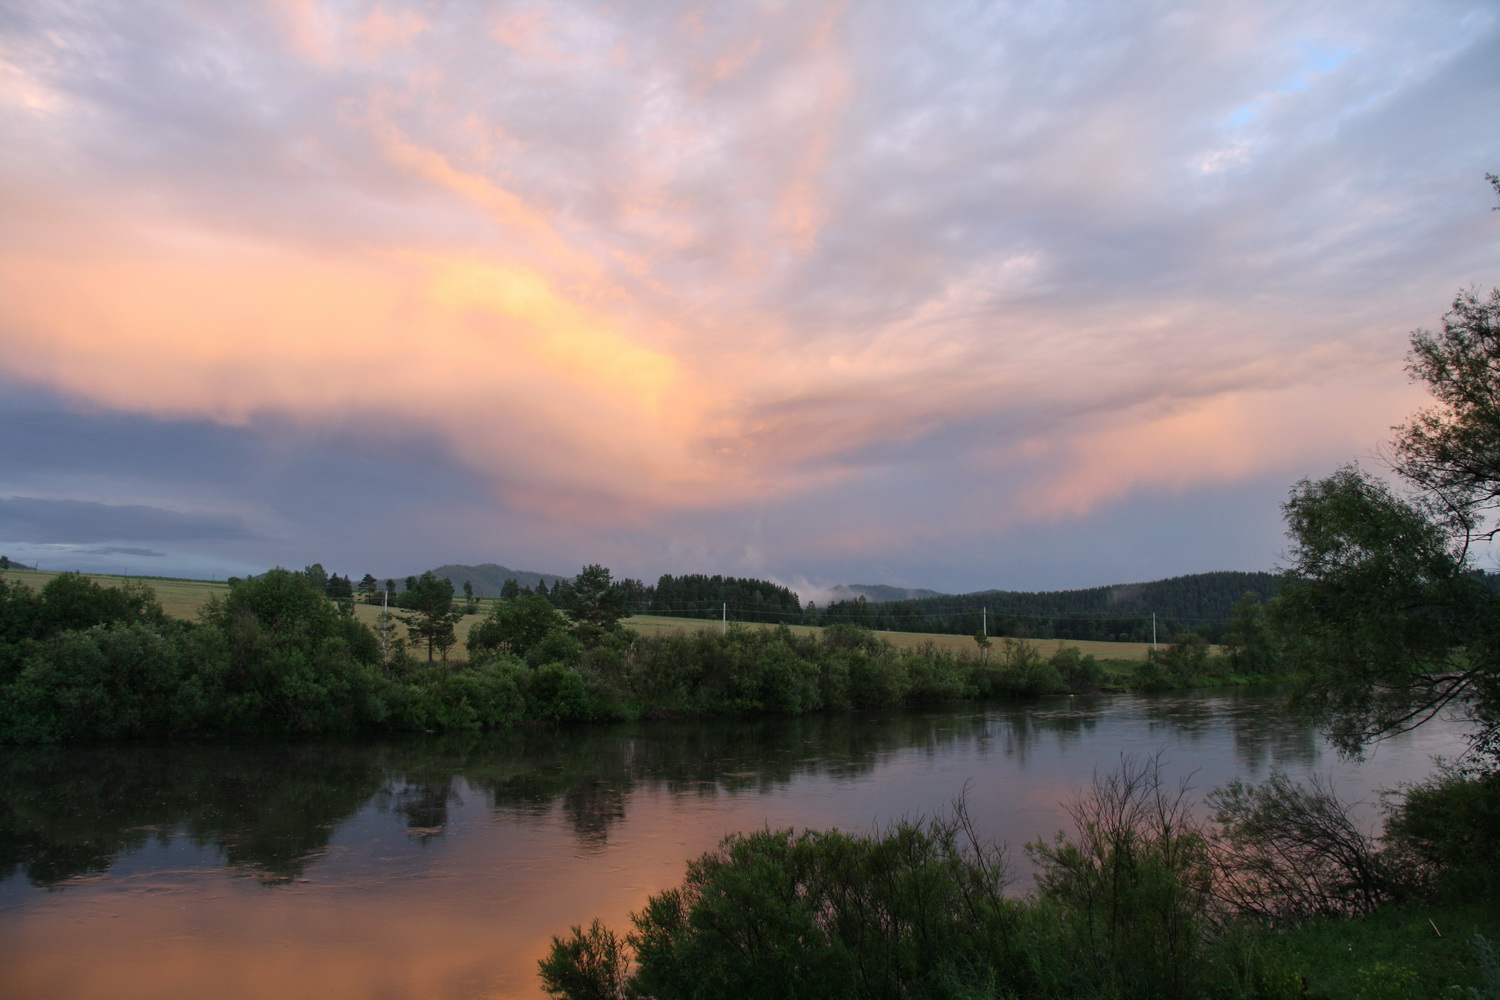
xmin=954 ymin=570 xmax=1280 ymax=620
xmin=428 ymin=563 xmax=570 ymax=597
xmin=826 ymin=583 xmax=947 ymax=602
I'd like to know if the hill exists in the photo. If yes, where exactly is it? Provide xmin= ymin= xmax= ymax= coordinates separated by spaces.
xmin=428 ymin=563 xmax=570 ymax=597
xmin=813 ymin=570 xmax=1280 ymax=643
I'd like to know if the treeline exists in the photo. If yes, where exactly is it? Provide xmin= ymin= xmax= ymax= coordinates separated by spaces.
xmin=640 ymin=573 xmax=804 ymax=623
xmin=485 ymin=571 xmax=804 ymax=624
xmin=2 ymin=566 xmax=1288 ymax=745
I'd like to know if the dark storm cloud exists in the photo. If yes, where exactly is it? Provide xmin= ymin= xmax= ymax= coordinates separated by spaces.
xmin=0 ymin=496 xmax=255 ymax=545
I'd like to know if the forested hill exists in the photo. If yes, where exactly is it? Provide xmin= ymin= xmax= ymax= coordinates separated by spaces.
xmin=810 ymin=571 xmax=1281 ymax=643
xmin=430 ymin=563 xmax=570 ymax=597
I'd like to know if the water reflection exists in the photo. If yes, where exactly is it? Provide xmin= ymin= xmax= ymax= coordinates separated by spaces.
xmin=0 ymin=691 xmax=1469 ymax=1000
xmin=0 ymin=691 xmax=1448 ymax=891
xmin=0 ymin=744 xmax=384 ymax=887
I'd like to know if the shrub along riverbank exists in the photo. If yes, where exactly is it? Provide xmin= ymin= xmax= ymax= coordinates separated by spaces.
xmin=539 ymin=757 xmax=1500 ymax=1000
xmin=0 ymin=570 xmax=1274 ymax=744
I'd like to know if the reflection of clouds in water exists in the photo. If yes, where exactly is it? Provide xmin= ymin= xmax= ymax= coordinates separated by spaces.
xmin=1 ymin=694 xmax=1474 ymax=1000
xmin=0 ymin=695 xmax=1464 ymax=887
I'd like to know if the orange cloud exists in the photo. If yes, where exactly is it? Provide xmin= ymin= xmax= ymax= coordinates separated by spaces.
xmin=271 ymin=0 xmax=428 ymax=67
xmin=0 ymin=225 xmax=736 ymax=516
xmin=368 ymin=117 xmax=591 ymax=276
xmin=1009 ymin=372 xmax=1425 ymax=522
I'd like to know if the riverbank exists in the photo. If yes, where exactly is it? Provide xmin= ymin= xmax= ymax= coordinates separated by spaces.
xmin=2 ymin=570 xmax=1257 ymax=744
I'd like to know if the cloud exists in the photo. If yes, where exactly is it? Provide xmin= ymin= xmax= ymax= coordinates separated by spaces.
xmin=0 ymin=497 xmax=255 ymax=545
xmin=0 ymin=0 xmax=1495 ymax=589
xmin=78 ymin=547 xmax=167 ymax=558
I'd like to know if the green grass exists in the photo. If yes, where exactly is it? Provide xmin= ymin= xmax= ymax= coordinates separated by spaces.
xmin=2 ymin=566 xmax=232 ymax=621
xmin=1266 ymin=902 xmax=1500 ymax=999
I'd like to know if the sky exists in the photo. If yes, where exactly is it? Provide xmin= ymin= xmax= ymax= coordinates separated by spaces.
xmin=1 ymin=0 xmax=1497 ymax=597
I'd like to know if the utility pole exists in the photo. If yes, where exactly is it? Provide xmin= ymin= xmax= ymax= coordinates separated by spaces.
xmin=1152 ymin=613 xmax=1157 ymax=650
xmin=722 ymin=602 xmax=727 ymax=635
xmin=982 ymin=606 xmax=988 ymax=639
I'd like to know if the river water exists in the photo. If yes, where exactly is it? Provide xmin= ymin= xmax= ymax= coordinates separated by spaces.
xmin=0 ymin=690 xmax=1469 ymax=999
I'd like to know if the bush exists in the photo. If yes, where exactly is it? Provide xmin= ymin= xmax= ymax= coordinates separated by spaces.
xmin=526 ymin=630 xmax=584 ymax=669
xmin=991 ymin=639 xmax=1066 ymax=696
xmin=530 ymin=663 xmax=595 ymax=721
xmin=1209 ymin=768 xmax=1388 ymax=921
xmin=1383 ymin=768 xmax=1500 ymax=902
xmin=1130 ymin=658 xmax=1172 ymax=692
xmin=1026 ymin=754 xmax=1216 ymax=1000
xmin=540 ymin=811 xmax=1017 ymax=1000
xmin=393 ymin=660 xmax=526 ymax=731
xmin=1150 ymin=633 xmax=1212 ymax=683
xmin=1050 ymin=645 xmax=1104 ymax=691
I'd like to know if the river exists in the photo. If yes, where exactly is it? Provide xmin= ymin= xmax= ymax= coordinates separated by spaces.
xmin=0 ymin=689 xmax=1469 ymax=999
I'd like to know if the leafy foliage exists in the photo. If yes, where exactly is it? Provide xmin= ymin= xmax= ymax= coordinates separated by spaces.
xmin=541 ymin=811 xmax=1017 ymax=1000
xmin=1027 ymin=755 xmax=1216 ymax=1000
xmin=1382 ymin=767 xmax=1500 ymax=902
xmin=539 ymin=757 xmax=1500 ymax=1000
xmin=561 ymin=564 xmax=631 ymax=636
xmin=1272 ymin=287 xmax=1500 ymax=765
xmin=467 ymin=593 xmax=566 ymax=658
xmin=398 ymin=570 xmax=461 ymax=662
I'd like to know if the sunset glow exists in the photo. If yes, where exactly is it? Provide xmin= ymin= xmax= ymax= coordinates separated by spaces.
xmin=1 ymin=0 xmax=1495 ymax=590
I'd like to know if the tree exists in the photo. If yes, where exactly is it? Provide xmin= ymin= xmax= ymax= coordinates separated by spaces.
xmin=399 ymin=571 xmax=460 ymax=663
xmin=1273 ymin=284 xmax=1500 ymax=766
xmin=1391 ymin=287 xmax=1500 ymax=521
xmin=462 ymin=580 xmax=478 ymax=615
xmin=501 ymin=578 xmax=520 ymax=601
xmin=204 ymin=567 xmax=378 ymax=665
xmin=973 ymin=631 xmax=991 ymax=663
xmin=303 ymin=563 xmax=329 ymax=594
xmin=1223 ymin=593 xmax=1277 ymax=675
xmin=467 ymin=593 xmax=564 ymax=658
xmin=357 ymin=573 xmax=379 ymax=604
xmin=565 ymin=564 xmax=630 ymax=636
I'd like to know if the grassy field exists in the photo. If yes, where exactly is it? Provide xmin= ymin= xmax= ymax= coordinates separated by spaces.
xmin=624 ymin=614 xmax=1157 ymax=661
xmin=2 ymin=567 xmax=1158 ymax=662
xmin=3 ymin=566 xmax=236 ymax=621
